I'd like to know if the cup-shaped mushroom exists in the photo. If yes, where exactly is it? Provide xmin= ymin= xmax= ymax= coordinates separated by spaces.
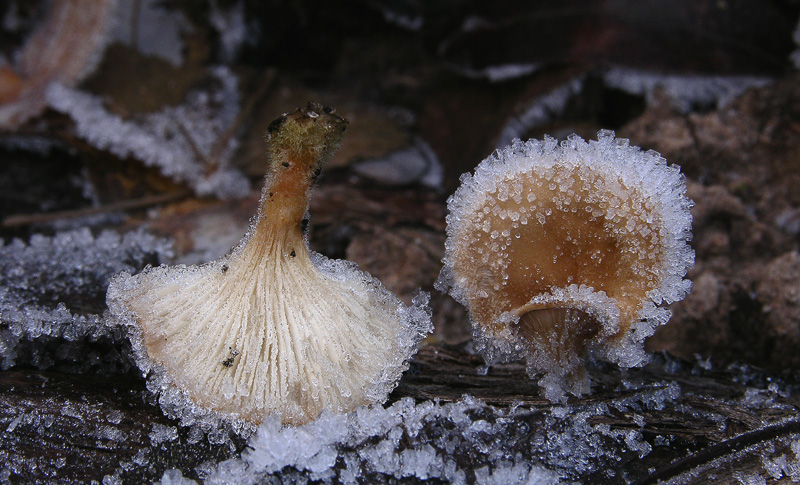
xmin=107 ymin=103 xmax=432 ymax=425
xmin=436 ymin=130 xmax=694 ymax=402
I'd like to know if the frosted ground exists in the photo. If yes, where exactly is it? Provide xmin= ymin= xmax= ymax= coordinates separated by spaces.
xmin=1 ymin=230 xmax=800 ymax=483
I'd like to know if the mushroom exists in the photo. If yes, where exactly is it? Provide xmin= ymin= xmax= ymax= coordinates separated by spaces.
xmin=436 ymin=131 xmax=693 ymax=401
xmin=106 ymin=103 xmax=432 ymax=425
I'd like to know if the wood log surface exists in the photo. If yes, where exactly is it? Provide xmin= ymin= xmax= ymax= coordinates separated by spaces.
xmin=1 ymin=342 xmax=799 ymax=483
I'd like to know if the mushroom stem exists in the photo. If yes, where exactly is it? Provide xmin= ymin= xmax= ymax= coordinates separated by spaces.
xmin=515 ymin=306 xmax=600 ymax=359
xmin=252 ymin=103 xmax=347 ymax=256
xmin=515 ymin=306 xmax=599 ymax=395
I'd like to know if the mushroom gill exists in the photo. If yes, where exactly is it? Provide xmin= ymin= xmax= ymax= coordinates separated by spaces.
xmin=107 ymin=103 xmax=432 ymax=425
xmin=436 ymin=131 xmax=694 ymax=401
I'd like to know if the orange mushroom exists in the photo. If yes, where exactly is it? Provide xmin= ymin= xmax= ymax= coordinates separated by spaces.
xmin=437 ymin=131 xmax=694 ymax=401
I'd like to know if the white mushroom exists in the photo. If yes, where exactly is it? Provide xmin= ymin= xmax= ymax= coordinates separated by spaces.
xmin=107 ymin=103 xmax=432 ymax=425
xmin=436 ymin=130 xmax=694 ymax=402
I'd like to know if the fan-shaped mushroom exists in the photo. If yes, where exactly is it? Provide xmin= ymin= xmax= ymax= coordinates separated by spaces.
xmin=436 ymin=131 xmax=693 ymax=401
xmin=107 ymin=103 xmax=432 ymax=424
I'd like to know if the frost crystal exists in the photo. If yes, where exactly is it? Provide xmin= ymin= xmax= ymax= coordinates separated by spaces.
xmin=199 ymin=388 xmax=686 ymax=484
xmin=208 ymin=0 xmax=249 ymax=63
xmin=111 ymin=0 xmax=191 ymax=66
xmin=457 ymin=63 xmax=541 ymax=83
xmin=159 ymin=469 xmax=197 ymax=485
xmin=495 ymin=77 xmax=585 ymax=149
xmin=0 ymin=228 xmax=172 ymax=373
xmin=45 ymin=66 xmax=250 ymax=199
xmin=352 ymin=138 xmax=443 ymax=188
xmin=496 ymin=69 xmax=772 ymax=148
xmin=603 ymin=68 xmax=772 ymax=113
xmin=437 ymin=131 xmax=694 ymax=401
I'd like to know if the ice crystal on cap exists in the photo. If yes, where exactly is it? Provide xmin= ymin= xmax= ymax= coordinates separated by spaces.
xmin=106 ymin=103 xmax=432 ymax=425
xmin=436 ymin=130 xmax=694 ymax=402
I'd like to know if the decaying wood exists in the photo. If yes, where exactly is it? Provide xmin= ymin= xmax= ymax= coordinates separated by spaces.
xmin=1 ymin=341 xmax=798 ymax=483
xmin=0 ymin=368 xmax=248 ymax=483
xmin=397 ymin=345 xmax=800 ymax=483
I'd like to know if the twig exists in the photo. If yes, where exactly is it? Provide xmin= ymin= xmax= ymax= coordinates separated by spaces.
xmin=210 ymin=68 xmax=277 ymax=162
xmin=632 ymin=419 xmax=800 ymax=485
xmin=173 ymin=68 xmax=278 ymax=174
xmin=2 ymin=190 xmax=191 ymax=228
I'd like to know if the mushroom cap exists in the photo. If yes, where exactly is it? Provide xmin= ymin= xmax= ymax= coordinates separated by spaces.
xmin=436 ymin=130 xmax=693 ymax=400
